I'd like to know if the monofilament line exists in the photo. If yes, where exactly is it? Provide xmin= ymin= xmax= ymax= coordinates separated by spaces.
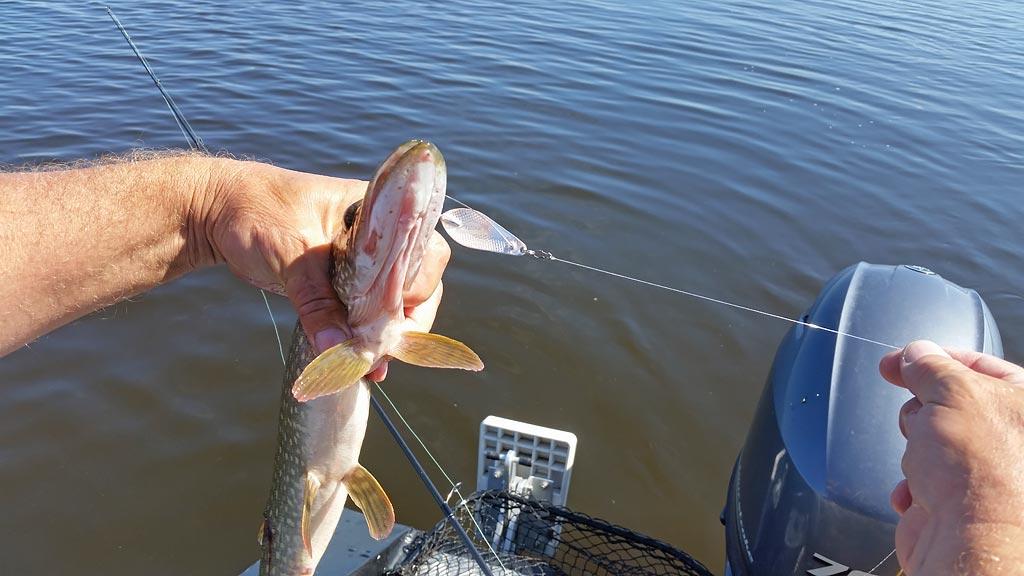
xmin=549 ymin=256 xmax=901 ymax=350
xmin=438 ymin=198 xmax=899 ymax=350
xmin=445 ymin=194 xmax=473 ymax=209
xmin=868 ymin=547 xmax=897 ymax=574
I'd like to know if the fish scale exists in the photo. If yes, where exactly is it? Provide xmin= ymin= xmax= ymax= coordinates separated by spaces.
xmin=261 ymin=327 xmax=340 ymax=575
xmin=261 ymin=324 xmax=377 ymax=575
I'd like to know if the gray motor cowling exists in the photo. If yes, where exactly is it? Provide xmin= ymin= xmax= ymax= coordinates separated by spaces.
xmin=723 ymin=263 xmax=1002 ymax=575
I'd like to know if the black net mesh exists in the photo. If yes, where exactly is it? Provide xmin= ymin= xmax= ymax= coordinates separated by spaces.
xmin=388 ymin=491 xmax=714 ymax=576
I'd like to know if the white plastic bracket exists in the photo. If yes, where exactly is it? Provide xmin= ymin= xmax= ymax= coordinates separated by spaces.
xmin=477 ymin=415 xmax=578 ymax=507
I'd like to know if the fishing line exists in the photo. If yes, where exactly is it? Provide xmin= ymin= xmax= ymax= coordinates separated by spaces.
xmin=439 ymin=206 xmax=901 ymax=350
xmin=106 ymin=6 xmax=286 ymax=366
xmin=444 ymin=194 xmax=473 ymax=209
xmin=438 ymin=201 xmax=905 ymax=570
xmin=106 ymin=8 xmax=503 ymax=573
xmin=259 ymin=293 xmax=287 ymax=366
xmin=551 ymin=256 xmax=899 ymax=349
xmin=867 ymin=547 xmax=897 ymax=574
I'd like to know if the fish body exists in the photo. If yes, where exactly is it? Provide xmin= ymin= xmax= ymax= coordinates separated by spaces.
xmin=259 ymin=141 xmax=482 ymax=576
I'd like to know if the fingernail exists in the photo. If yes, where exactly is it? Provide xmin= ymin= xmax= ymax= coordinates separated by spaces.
xmin=902 ymin=340 xmax=950 ymax=365
xmin=314 ymin=328 xmax=346 ymax=353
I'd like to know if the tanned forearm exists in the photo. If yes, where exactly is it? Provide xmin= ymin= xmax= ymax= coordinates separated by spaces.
xmin=0 ymin=150 xmax=445 ymax=366
xmin=0 ymin=153 xmax=216 ymax=355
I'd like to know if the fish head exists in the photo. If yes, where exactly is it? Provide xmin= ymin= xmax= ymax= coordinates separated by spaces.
xmin=333 ymin=140 xmax=446 ymax=328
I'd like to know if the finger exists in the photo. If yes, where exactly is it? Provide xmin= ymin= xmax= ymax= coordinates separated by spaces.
xmin=282 ymin=244 xmax=352 ymax=353
xmin=879 ymin=350 xmax=905 ymax=387
xmin=377 ymin=280 xmax=446 ymax=382
xmin=899 ymin=397 xmax=923 ymax=438
xmin=891 ymin=479 xmax=913 ymax=514
xmin=944 ymin=348 xmax=1024 ymax=384
xmin=897 ymin=340 xmax=970 ymax=405
xmin=406 ymin=281 xmax=443 ymax=332
xmin=902 ymin=339 xmax=952 ymax=367
xmin=404 ymin=232 xmax=450 ymax=307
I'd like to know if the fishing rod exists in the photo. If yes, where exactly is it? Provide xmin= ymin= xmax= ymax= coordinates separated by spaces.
xmin=104 ymin=7 xmax=500 ymax=575
xmin=104 ymin=7 xmax=287 ymax=366
xmin=370 ymin=384 xmax=496 ymax=574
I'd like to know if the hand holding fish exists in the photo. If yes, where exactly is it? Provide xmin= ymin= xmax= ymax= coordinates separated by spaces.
xmin=879 ymin=341 xmax=1024 ymax=575
xmin=193 ymin=158 xmax=452 ymax=380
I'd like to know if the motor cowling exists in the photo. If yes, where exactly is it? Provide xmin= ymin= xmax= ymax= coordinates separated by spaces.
xmin=723 ymin=263 xmax=1002 ymax=575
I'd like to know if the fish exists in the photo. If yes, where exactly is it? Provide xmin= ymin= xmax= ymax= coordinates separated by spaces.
xmin=258 ymin=140 xmax=484 ymax=576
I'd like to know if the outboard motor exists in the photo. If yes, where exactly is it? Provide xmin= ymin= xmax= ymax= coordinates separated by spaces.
xmin=723 ymin=262 xmax=1002 ymax=575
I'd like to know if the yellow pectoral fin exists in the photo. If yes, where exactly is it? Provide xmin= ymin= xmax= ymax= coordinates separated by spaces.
xmin=391 ymin=331 xmax=484 ymax=371
xmin=302 ymin=472 xmax=322 ymax=558
xmin=292 ymin=338 xmax=372 ymax=402
xmin=343 ymin=464 xmax=395 ymax=540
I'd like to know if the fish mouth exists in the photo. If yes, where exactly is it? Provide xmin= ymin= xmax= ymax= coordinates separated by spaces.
xmin=337 ymin=140 xmax=446 ymax=322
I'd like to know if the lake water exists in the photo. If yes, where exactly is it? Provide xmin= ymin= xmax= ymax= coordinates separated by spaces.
xmin=1 ymin=1 xmax=1022 ymax=574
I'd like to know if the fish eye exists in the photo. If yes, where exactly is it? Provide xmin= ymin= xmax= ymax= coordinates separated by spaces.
xmin=343 ymin=200 xmax=362 ymax=229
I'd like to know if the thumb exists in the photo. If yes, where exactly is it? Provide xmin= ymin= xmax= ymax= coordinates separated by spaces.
xmin=282 ymin=243 xmax=351 ymax=353
xmin=899 ymin=340 xmax=967 ymax=405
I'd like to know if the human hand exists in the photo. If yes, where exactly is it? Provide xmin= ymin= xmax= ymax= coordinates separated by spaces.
xmin=191 ymin=158 xmax=451 ymax=380
xmin=879 ymin=340 xmax=1024 ymax=575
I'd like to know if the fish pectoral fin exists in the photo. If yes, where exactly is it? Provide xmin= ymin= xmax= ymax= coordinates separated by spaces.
xmin=301 ymin=472 xmax=322 ymax=558
xmin=343 ymin=464 xmax=395 ymax=540
xmin=391 ymin=331 xmax=484 ymax=371
xmin=292 ymin=338 xmax=372 ymax=402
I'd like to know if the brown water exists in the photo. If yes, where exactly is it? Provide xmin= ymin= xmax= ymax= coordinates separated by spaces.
xmin=2 ymin=1 xmax=1023 ymax=574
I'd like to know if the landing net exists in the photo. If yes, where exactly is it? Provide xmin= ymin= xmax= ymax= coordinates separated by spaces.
xmin=387 ymin=490 xmax=714 ymax=576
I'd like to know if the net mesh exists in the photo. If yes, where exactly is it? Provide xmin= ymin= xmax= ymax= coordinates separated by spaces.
xmin=441 ymin=208 xmax=529 ymax=256
xmin=387 ymin=491 xmax=714 ymax=576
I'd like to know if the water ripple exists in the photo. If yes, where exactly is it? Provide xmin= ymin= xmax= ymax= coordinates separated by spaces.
xmin=1 ymin=0 xmax=1022 ymax=573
